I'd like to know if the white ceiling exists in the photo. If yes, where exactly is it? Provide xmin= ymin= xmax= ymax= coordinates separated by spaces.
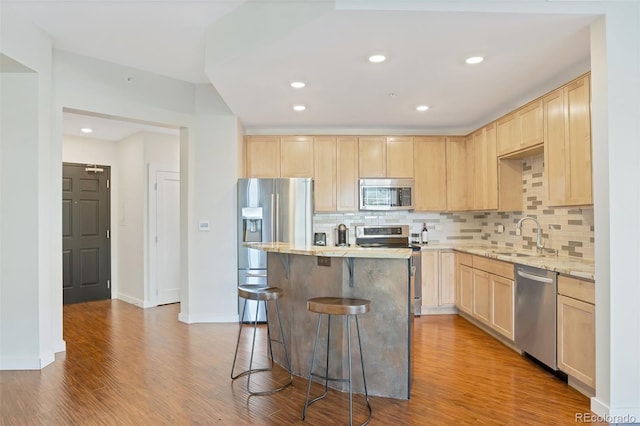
xmin=63 ymin=110 xmax=179 ymax=142
xmin=6 ymin=1 xmax=596 ymax=136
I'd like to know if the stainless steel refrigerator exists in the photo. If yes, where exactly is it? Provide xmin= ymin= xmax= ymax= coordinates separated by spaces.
xmin=237 ymin=178 xmax=313 ymax=322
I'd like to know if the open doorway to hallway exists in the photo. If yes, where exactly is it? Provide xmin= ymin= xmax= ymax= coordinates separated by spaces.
xmin=62 ymin=108 xmax=181 ymax=308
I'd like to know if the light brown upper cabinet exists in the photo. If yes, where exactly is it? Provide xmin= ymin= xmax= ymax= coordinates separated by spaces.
xmin=245 ymin=135 xmax=314 ymax=178
xmin=386 ymin=136 xmax=414 ymax=178
xmin=446 ymin=136 xmax=473 ymax=211
xmin=245 ymin=136 xmax=280 ymax=178
xmin=313 ymin=137 xmax=337 ymax=212
xmin=496 ymin=99 xmax=543 ymax=157
xmin=413 ymin=136 xmax=447 ymax=211
xmin=473 ymin=123 xmax=498 ymax=210
xmin=544 ymin=74 xmax=592 ymax=206
xmin=358 ymin=136 xmax=386 ymax=177
xmin=336 ymin=137 xmax=359 ymax=211
xmin=280 ymin=136 xmax=314 ymax=178
xmin=358 ymin=136 xmax=414 ymax=178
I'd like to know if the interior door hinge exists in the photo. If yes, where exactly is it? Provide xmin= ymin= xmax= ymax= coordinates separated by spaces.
xmin=106 ymin=179 xmax=110 ymax=189
xmin=154 ymin=183 xmax=158 ymax=191
xmin=107 ymin=279 xmax=110 ymax=289
xmin=106 ymin=229 xmax=110 ymax=239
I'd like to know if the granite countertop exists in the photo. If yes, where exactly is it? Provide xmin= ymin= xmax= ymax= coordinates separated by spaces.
xmin=244 ymin=242 xmax=412 ymax=259
xmin=417 ymin=242 xmax=595 ymax=281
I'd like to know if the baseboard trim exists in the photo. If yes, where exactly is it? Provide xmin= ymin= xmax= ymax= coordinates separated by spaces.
xmin=568 ymin=375 xmax=595 ymax=398
xmin=420 ymin=305 xmax=458 ymax=315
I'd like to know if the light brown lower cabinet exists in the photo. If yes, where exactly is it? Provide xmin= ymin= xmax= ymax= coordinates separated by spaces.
xmin=456 ymin=254 xmax=515 ymax=341
xmin=557 ymin=275 xmax=596 ymax=389
xmin=491 ymin=274 xmax=515 ymax=340
xmin=421 ymin=250 xmax=456 ymax=314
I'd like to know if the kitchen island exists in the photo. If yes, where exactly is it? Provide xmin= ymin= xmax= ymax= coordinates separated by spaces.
xmin=245 ymin=242 xmax=413 ymax=400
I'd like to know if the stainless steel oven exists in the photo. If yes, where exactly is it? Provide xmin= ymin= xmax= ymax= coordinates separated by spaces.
xmin=355 ymin=225 xmax=421 ymax=315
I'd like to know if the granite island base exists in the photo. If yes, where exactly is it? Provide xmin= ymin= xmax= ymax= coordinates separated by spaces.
xmin=255 ymin=246 xmax=413 ymax=400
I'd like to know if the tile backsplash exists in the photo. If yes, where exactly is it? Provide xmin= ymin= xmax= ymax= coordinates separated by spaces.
xmin=313 ymin=153 xmax=594 ymax=260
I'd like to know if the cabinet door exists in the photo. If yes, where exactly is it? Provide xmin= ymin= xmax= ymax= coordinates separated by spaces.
xmin=473 ymin=125 xmax=497 ymax=211
xmin=545 ymin=74 xmax=592 ymax=207
xmin=491 ymin=275 xmax=514 ymax=340
xmin=557 ymin=295 xmax=595 ymax=387
xmin=245 ymin=136 xmax=280 ymax=178
xmin=336 ymin=136 xmax=359 ymax=211
xmin=458 ymin=264 xmax=474 ymax=314
xmin=544 ymin=88 xmax=567 ymax=205
xmin=439 ymin=251 xmax=455 ymax=305
xmin=358 ymin=136 xmax=386 ymax=177
xmin=313 ymin=137 xmax=336 ymax=212
xmin=421 ymin=251 xmax=439 ymax=308
xmin=281 ymin=136 xmax=314 ymax=177
xmin=386 ymin=136 xmax=414 ymax=178
xmin=496 ymin=112 xmax=519 ymax=156
xmin=446 ymin=136 xmax=471 ymax=211
xmin=472 ymin=269 xmax=491 ymax=325
xmin=566 ymin=75 xmax=592 ymax=205
xmin=413 ymin=136 xmax=447 ymax=211
xmin=519 ymin=99 xmax=543 ymax=149
xmin=472 ymin=129 xmax=486 ymax=210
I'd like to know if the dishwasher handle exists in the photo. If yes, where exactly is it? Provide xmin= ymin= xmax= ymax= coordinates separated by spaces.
xmin=517 ymin=269 xmax=554 ymax=283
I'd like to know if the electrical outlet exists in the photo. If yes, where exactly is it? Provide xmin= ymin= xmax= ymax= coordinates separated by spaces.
xmin=317 ymin=257 xmax=331 ymax=267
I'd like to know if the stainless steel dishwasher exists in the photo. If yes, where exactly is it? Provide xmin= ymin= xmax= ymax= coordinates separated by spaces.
xmin=515 ymin=264 xmax=558 ymax=370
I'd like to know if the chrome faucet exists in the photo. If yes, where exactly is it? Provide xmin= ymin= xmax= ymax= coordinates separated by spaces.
xmin=516 ymin=216 xmax=545 ymax=254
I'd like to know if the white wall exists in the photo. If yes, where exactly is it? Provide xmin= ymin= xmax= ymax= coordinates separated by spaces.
xmin=591 ymin=5 xmax=640 ymax=423
xmin=117 ymin=133 xmax=145 ymax=304
xmin=0 ymin=5 xmax=58 ymax=369
xmin=179 ymin=84 xmax=239 ymax=323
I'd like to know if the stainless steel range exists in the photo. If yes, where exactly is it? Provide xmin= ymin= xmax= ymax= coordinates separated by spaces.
xmin=356 ymin=225 xmax=422 ymax=315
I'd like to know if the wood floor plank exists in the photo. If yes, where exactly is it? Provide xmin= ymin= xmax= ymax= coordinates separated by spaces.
xmin=0 ymin=300 xmax=604 ymax=425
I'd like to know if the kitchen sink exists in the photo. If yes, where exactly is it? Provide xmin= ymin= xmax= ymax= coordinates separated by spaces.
xmin=492 ymin=251 xmax=533 ymax=257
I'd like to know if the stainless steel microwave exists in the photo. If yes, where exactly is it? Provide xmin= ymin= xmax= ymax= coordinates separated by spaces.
xmin=359 ymin=178 xmax=414 ymax=211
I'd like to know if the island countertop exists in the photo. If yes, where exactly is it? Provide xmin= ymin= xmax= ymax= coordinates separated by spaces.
xmin=244 ymin=242 xmax=412 ymax=259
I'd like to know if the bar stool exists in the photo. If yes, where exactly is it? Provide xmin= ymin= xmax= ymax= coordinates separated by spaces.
xmin=230 ymin=285 xmax=293 ymax=396
xmin=302 ymin=297 xmax=372 ymax=426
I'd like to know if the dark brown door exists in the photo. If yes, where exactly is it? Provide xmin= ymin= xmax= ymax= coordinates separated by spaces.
xmin=62 ymin=163 xmax=111 ymax=304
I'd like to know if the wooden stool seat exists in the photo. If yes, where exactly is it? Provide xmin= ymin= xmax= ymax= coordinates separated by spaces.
xmin=307 ymin=297 xmax=371 ymax=316
xmin=238 ymin=285 xmax=284 ymax=301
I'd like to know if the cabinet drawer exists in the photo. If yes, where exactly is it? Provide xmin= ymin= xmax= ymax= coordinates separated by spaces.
xmin=472 ymin=256 xmax=514 ymax=279
xmin=457 ymin=252 xmax=473 ymax=267
xmin=558 ymin=275 xmax=595 ymax=304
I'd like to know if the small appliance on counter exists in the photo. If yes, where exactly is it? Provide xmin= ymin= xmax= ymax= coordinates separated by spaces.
xmin=335 ymin=224 xmax=349 ymax=246
xmin=314 ymin=232 xmax=326 ymax=246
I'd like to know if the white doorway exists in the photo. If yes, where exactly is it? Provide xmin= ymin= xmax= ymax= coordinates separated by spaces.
xmin=149 ymin=165 xmax=181 ymax=305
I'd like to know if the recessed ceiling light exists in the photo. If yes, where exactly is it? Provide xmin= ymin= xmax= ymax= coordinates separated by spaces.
xmin=293 ymin=105 xmax=306 ymax=112
xmin=465 ymin=56 xmax=484 ymax=65
xmin=416 ymin=105 xmax=430 ymax=112
xmin=368 ymin=54 xmax=387 ymax=63
xmin=80 ymin=127 xmax=93 ymax=134
xmin=290 ymin=81 xmax=306 ymax=89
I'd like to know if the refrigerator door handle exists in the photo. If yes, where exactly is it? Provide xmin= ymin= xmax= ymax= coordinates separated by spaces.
xmin=270 ymin=193 xmax=275 ymax=242
xmin=276 ymin=192 xmax=280 ymax=242
xmin=246 ymin=272 xmax=268 ymax=278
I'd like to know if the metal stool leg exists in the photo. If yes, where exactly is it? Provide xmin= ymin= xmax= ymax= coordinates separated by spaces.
xmin=355 ymin=315 xmax=372 ymax=425
xmin=230 ymin=298 xmax=249 ymax=380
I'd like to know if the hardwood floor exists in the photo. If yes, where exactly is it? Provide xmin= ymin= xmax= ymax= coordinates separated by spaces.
xmin=0 ymin=300 xmax=603 ymax=425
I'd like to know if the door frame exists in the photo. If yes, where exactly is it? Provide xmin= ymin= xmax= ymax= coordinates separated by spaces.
xmin=148 ymin=163 xmax=180 ymax=307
